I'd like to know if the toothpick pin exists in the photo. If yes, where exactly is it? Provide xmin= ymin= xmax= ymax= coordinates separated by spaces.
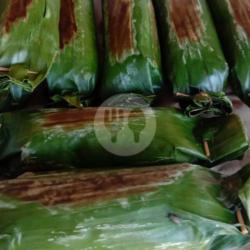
xmin=175 ymin=92 xmax=191 ymax=98
xmin=0 ymin=67 xmax=9 ymax=73
xmin=236 ymin=208 xmax=249 ymax=235
xmin=203 ymin=140 xmax=210 ymax=158
xmin=0 ymin=66 xmax=38 ymax=75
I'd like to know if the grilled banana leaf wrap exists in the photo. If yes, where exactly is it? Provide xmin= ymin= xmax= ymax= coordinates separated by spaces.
xmin=47 ymin=0 xmax=98 ymax=107
xmin=0 ymin=0 xmax=60 ymax=110
xmin=239 ymin=178 xmax=250 ymax=226
xmin=0 ymin=107 xmax=248 ymax=176
xmin=221 ymin=164 xmax=250 ymax=236
xmin=208 ymin=0 xmax=250 ymax=106
xmin=154 ymin=0 xmax=231 ymax=117
xmin=100 ymin=0 xmax=163 ymax=99
xmin=1 ymin=164 xmax=250 ymax=249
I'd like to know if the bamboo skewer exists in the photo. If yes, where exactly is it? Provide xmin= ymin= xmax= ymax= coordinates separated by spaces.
xmin=175 ymin=92 xmax=191 ymax=98
xmin=0 ymin=67 xmax=9 ymax=73
xmin=203 ymin=140 xmax=211 ymax=158
xmin=236 ymin=208 xmax=249 ymax=235
xmin=0 ymin=66 xmax=38 ymax=75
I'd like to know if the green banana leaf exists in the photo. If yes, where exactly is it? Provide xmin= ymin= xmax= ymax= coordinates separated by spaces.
xmin=239 ymin=181 xmax=250 ymax=224
xmin=0 ymin=0 xmax=60 ymax=110
xmin=238 ymin=165 xmax=250 ymax=223
xmin=208 ymin=0 xmax=250 ymax=106
xmin=0 ymin=107 xmax=248 ymax=176
xmin=47 ymin=0 xmax=98 ymax=107
xmin=100 ymin=93 xmax=154 ymax=108
xmin=224 ymin=164 xmax=250 ymax=234
xmin=154 ymin=0 xmax=230 ymax=115
xmin=100 ymin=0 xmax=163 ymax=99
xmin=207 ymin=235 xmax=250 ymax=250
xmin=0 ymin=164 xmax=250 ymax=249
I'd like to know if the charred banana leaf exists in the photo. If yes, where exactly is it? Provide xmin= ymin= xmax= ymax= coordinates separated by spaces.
xmin=0 ymin=0 xmax=60 ymax=110
xmin=47 ymin=0 xmax=98 ymax=107
xmin=208 ymin=0 xmax=250 ymax=106
xmin=154 ymin=0 xmax=230 ymax=115
xmin=0 ymin=107 xmax=248 ymax=175
xmin=0 ymin=164 xmax=250 ymax=249
xmin=101 ymin=0 xmax=163 ymax=99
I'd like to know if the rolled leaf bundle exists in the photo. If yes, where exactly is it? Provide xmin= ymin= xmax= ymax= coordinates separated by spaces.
xmin=101 ymin=0 xmax=163 ymax=99
xmin=0 ymin=0 xmax=60 ymax=110
xmin=1 ymin=164 xmax=250 ymax=249
xmin=208 ymin=0 xmax=250 ymax=106
xmin=222 ymin=164 xmax=250 ymax=236
xmin=0 ymin=107 xmax=248 ymax=176
xmin=47 ymin=0 xmax=98 ymax=107
xmin=154 ymin=0 xmax=230 ymax=114
xmin=237 ymin=165 xmax=250 ymax=223
xmin=239 ymin=179 xmax=250 ymax=224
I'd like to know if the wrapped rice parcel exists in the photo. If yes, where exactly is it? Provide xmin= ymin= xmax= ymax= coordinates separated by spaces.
xmin=223 ymin=164 xmax=250 ymax=236
xmin=0 ymin=107 xmax=248 ymax=176
xmin=1 ymin=164 xmax=250 ymax=249
xmin=47 ymin=0 xmax=98 ymax=107
xmin=208 ymin=0 xmax=250 ymax=106
xmin=101 ymin=0 xmax=163 ymax=99
xmin=0 ymin=0 xmax=60 ymax=110
xmin=154 ymin=0 xmax=230 ymax=115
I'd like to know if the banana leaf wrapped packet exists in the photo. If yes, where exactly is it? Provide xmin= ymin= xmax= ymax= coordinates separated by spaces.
xmin=154 ymin=0 xmax=230 ymax=116
xmin=0 ymin=0 xmax=60 ymax=110
xmin=100 ymin=0 xmax=163 ymax=99
xmin=0 ymin=107 xmax=248 ymax=176
xmin=1 ymin=164 xmax=250 ymax=249
xmin=47 ymin=0 xmax=98 ymax=107
xmin=220 ymin=164 xmax=250 ymax=237
xmin=208 ymin=0 xmax=250 ymax=106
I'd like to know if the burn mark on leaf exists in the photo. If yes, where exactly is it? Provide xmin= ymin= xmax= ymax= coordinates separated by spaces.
xmin=44 ymin=109 xmax=97 ymax=127
xmin=59 ymin=0 xmax=77 ymax=49
xmin=170 ymin=0 xmax=204 ymax=43
xmin=4 ymin=0 xmax=33 ymax=32
xmin=0 ymin=164 xmax=190 ymax=206
xmin=107 ymin=0 xmax=134 ymax=62
xmin=229 ymin=0 xmax=250 ymax=39
xmin=43 ymin=108 xmax=142 ymax=128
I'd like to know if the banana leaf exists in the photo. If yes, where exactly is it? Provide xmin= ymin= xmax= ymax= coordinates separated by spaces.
xmin=208 ymin=235 xmax=250 ymax=250
xmin=47 ymin=0 xmax=98 ymax=107
xmin=100 ymin=0 xmax=163 ymax=99
xmin=179 ymin=92 xmax=233 ymax=118
xmin=0 ymin=0 xmax=60 ymax=110
xmin=238 ymin=165 xmax=250 ymax=223
xmin=223 ymin=164 xmax=250 ymax=234
xmin=1 ymin=164 xmax=250 ymax=249
xmin=100 ymin=93 xmax=154 ymax=108
xmin=154 ymin=0 xmax=230 ymax=115
xmin=208 ymin=0 xmax=250 ymax=106
xmin=0 ymin=107 xmax=248 ymax=176
xmin=239 ymin=182 xmax=250 ymax=224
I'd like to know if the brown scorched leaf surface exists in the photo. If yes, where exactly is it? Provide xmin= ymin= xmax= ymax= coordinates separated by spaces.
xmin=4 ymin=0 xmax=33 ymax=32
xmin=107 ymin=0 xmax=134 ymax=61
xmin=170 ymin=0 xmax=204 ymax=42
xmin=229 ymin=0 xmax=250 ymax=39
xmin=59 ymin=0 xmax=77 ymax=49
